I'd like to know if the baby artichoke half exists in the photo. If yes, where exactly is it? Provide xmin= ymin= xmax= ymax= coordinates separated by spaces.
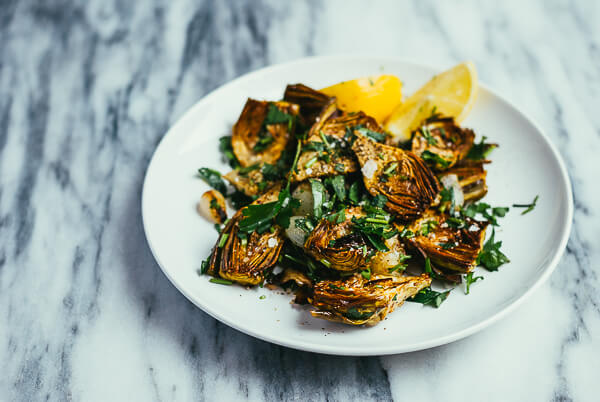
xmin=293 ymin=112 xmax=385 ymax=182
xmin=232 ymin=99 xmax=299 ymax=168
xmin=352 ymin=135 xmax=440 ymax=220
xmin=411 ymin=116 xmax=475 ymax=171
xmin=207 ymin=187 xmax=284 ymax=285
xmin=309 ymin=274 xmax=432 ymax=326
xmin=402 ymin=209 xmax=488 ymax=273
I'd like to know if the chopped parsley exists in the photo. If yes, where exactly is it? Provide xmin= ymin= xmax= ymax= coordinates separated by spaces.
xmin=466 ymin=136 xmax=497 ymax=160
xmin=421 ymin=150 xmax=450 ymax=168
xmin=238 ymin=140 xmax=302 ymax=233
xmin=219 ymin=136 xmax=240 ymax=168
xmin=464 ymin=272 xmax=483 ymax=294
xmin=513 ymin=195 xmax=539 ymax=215
xmin=360 ymin=268 xmax=371 ymax=280
xmin=253 ymin=104 xmax=295 ymax=152
xmin=197 ymin=168 xmax=227 ymax=195
xmin=209 ymin=278 xmax=233 ymax=285
xmin=309 ymin=179 xmax=326 ymax=219
xmin=327 ymin=175 xmax=346 ymax=201
xmin=408 ymin=287 xmax=450 ymax=308
xmin=356 ymin=126 xmax=387 ymax=143
xmin=345 ymin=307 xmax=374 ymax=320
xmin=462 ymin=202 xmax=509 ymax=226
xmin=477 ymin=229 xmax=510 ymax=271
xmin=421 ymin=126 xmax=438 ymax=145
xmin=388 ymin=254 xmax=411 ymax=273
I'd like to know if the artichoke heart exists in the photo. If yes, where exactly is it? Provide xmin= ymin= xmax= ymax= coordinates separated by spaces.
xmin=283 ymin=83 xmax=336 ymax=126
xmin=352 ymin=135 xmax=440 ymax=220
xmin=293 ymin=112 xmax=385 ymax=182
xmin=309 ymin=274 xmax=432 ymax=326
xmin=440 ymin=162 xmax=488 ymax=202
xmin=303 ymin=208 xmax=368 ymax=272
xmin=208 ymin=187 xmax=284 ymax=285
xmin=403 ymin=209 xmax=488 ymax=273
xmin=411 ymin=116 xmax=475 ymax=170
xmin=232 ymin=99 xmax=299 ymax=168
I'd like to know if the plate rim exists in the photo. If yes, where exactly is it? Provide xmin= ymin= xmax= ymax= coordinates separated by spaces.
xmin=141 ymin=55 xmax=574 ymax=356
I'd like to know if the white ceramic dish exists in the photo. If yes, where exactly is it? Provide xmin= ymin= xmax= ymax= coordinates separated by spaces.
xmin=142 ymin=56 xmax=573 ymax=356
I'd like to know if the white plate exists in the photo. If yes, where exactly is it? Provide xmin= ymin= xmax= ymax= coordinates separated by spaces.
xmin=142 ymin=56 xmax=573 ymax=356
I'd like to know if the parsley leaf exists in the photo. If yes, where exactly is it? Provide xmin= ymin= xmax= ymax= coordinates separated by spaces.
xmin=464 ymin=272 xmax=483 ymax=294
xmin=219 ymin=136 xmax=240 ymax=169
xmin=238 ymin=139 xmax=302 ymax=233
xmin=309 ymin=179 xmax=326 ymax=219
xmin=264 ymin=103 xmax=294 ymax=125
xmin=421 ymin=150 xmax=450 ymax=168
xmin=198 ymin=168 xmax=227 ymax=195
xmin=348 ymin=181 xmax=361 ymax=205
xmin=513 ymin=195 xmax=539 ymax=215
xmin=408 ymin=287 xmax=450 ymax=308
xmin=467 ymin=136 xmax=497 ymax=160
xmin=421 ymin=126 xmax=438 ymax=145
xmin=356 ymin=126 xmax=387 ymax=142
xmin=328 ymin=175 xmax=346 ymax=201
xmin=345 ymin=307 xmax=374 ymax=320
xmin=360 ymin=268 xmax=371 ymax=280
xmin=477 ymin=229 xmax=510 ymax=271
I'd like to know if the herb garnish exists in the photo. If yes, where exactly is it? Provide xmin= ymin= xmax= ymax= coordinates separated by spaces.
xmin=388 ymin=254 xmax=411 ymax=273
xmin=477 ymin=229 xmax=510 ymax=271
xmin=345 ymin=307 xmax=374 ymax=320
xmin=253 ymin=104 xmax=296 ymax=152
xmin=407 ymin=287 xmax=450 ymax=308
xmin=421 ymin=150 xmax=451 ymax=168
xmin=356 ymin=126 xmax=387 ymax=143
xmin=219 ymin=136 xmax=240 ymax=168
xmin=198 ymin=168 xmax=227 ymax=195
xmin=462 ymin=202 xmax=509 ymax=226
xmin=513 ymin=195 xmax=539 ymax=215
xmin=209 ymin=278 xmax=233 ymax=285
xmin=238 ymin=140 xmax=302 ymax=233
xmin=421 ymin=126 xmax=438 ymax=145
xmin=464 ymin=272 xmax=483 ymax=294
xmin=309 ymin=179 xmax=326 ymax=219
xmin=466 ymin=136 xmax=497 ymax=160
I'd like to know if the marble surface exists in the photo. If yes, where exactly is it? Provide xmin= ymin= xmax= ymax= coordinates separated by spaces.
xmin=0 ymin=0 xmax=598 ymax=401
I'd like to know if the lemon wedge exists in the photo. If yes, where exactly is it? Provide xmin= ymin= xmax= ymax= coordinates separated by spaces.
xmin=320 ymin=75 xmax=402 ymax=123
xmin=385 ymin=62 xmax=478 ymax=142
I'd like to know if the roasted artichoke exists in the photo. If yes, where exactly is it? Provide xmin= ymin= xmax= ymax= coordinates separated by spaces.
xmin=293 ymin=112 xmax=385 ymax=182
xmin=207 ymin=187 xmax=284 ymax=285
xmin=351 ymin=134 xmax=440 ymax=220
xmin=411 ymin=116 xmax=475 ymax=170
xmin=196 ymin=74 xmax=511 ymax=327
xmin=283 ymin=83 xmax=336 ymax=126
xmin=303 ymin=207 xmax=369 ymax=272
xmin=309 ymin=274 xmax=432 ymax=325
xmin=441 ymin=163 xmax=488 ymax=202
xmin=232 ymin=99 xmax=299 ymax=167
xmin=402 ymin=209 xmax=488 ymax=273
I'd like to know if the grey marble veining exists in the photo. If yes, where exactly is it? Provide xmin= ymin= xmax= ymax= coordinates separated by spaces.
xmin=0 ymin=0 xmax=598 ymax=401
